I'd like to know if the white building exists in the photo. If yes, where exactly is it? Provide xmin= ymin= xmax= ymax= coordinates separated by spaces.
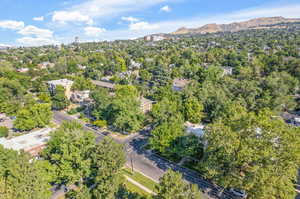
xmin=0 ymin=128 xmax=53 ymax=156
xmin=222 ymin=66 xmax=233 ymax=76
xmin=17 ymin=68 xmax=29 ymax=73
xmin=185 ymin=122 xmax=205 ymax=137
xmin=71 ymin=90 xmax=91 ymax=103
xmin=139 ymin=97 xmax=154 ymax=113
xmin=144 ymin=35 xmax=166 ymax=42
xmin=47 ymin=79 xmax=74 ymax=99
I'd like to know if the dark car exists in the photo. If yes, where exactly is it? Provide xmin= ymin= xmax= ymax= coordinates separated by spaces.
xmin=229 ymin=188 xmax=247 ymax=198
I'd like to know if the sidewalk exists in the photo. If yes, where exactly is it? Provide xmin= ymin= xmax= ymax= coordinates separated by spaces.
xmin=124 ymin=175 xmax=156 ymax=195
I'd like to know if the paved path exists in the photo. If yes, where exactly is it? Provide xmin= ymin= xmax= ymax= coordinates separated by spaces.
xmin=124 ymin=175 xmax=156 ymax=195
xmin=52 ymin=111 xmax=237 ymax=199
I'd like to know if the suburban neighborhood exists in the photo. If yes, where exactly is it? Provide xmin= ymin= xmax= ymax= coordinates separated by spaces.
xmin=1 ymin=1 xmax=300 ymax=199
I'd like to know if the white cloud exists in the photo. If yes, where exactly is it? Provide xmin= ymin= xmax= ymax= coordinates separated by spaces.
xmin=18 ymin=25 xmax=53 ymax=38
xmin=227 ymin=3 xmax=300 ymax=20
xmin=52 ymin=0 xmax=167 ymax=24
xmin=33 ymin=16 xmax=44 ymax=21
xmin=17 ymin=25 xmax=57 ymax=46
xmin=160 ymin=5 xmax=171 ymax=12
xmin=84 ymin=26 xmax=106 ymax=37
xmin=0 ymin=20 xmax=24 ymax=30
xmin=129 ymin=21 xmax=159 ymax=31
xmin=0 ymin=43 xmax=11 ymax=47
xmin=17 ymin=37 xmax=59 ymax=46
xmin=52 ymin=11 xmax=93 ymax=24
xmin=121 ymin=16 xmax=140 ymax=23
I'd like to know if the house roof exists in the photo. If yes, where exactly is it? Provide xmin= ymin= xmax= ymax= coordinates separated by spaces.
xmin=0 ymin=128 xmax=53 ymax=153
xmin=185 ymin=122 xmax=205 ymax=137
xmin=47 ymin=79 xmax=74 ymax=87
xmin=91 ymin=80 xmax=115 ymax=89
xmin=140 ymin=97 xmax=154 ymax=106
xmin=173 ymin=78 xmax=189 ymax=87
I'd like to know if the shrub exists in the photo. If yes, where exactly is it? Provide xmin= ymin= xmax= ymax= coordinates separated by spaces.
xmin=67 ymin=108 xmax=78 ymax=115
xmin=0 ymin=126 xmax=9 ymax=137
xmin=93 ymin=120 xmax=107 ymax=128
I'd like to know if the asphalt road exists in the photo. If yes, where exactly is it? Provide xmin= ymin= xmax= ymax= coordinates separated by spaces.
xmin=52 ymin=111 xmax=238 ymax=199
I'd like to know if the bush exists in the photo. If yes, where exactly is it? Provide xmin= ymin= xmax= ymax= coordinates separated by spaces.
xmin=67 ymin=108 xmax=78 ymax=115
xmin=93 ymin=120 xmax=107 ymax=128
xmin=0 ymin=126 xmax=9 ymax=137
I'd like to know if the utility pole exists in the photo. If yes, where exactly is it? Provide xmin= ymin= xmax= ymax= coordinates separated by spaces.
xmin=130 ymin=153 xmax=134 ymax=173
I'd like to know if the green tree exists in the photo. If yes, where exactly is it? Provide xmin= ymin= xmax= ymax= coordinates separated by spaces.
xmin=151 ymin=98 xmax=183 ymax=125
xmin=0 ymin=126 xmax=9 ymax=137
xmin=115 ymin=85 xmax=139 ymax=99
xmin=31 ymin=103 xmax=53 ymax=127
xmin=91 ymin=88 xmax=112 ymax=120
xmin=14 ymin=108 xmax=36 ymax=131
xmin=150 ymin=118 xmax=184 ymax=154
xmin=14 ymin=103 xmax=52 ymax=131
xmin=42 ymin=122 xmax=95 ymax=185
xmin=108 ymin=85 xmax=144 ymax=133
xmin=65 ymin=185 xmax=92 ymax=199
xmin=38 ymin=92 xmax=52 ymax=103
xmin=91 ymin=137 xmax=126 ymax=199
xmin=0 ymin=146 xmax=52 ymax=199
xmin=183 ymin=97 xmax=205 ymax=123
xmin=200 ymin=107 xmax=300 ymax=199
xmin=0 ymin=78 xmax=25 ymax=114
xmin=72 ymin=76 xmax=95 ymax=91
xmin=115 ymin=56 xmax=127 ymax=72
xmin=51 ymin=85 xmax=70 ymax=110
xmin=155 ymin=169 xmax=202 ymax=199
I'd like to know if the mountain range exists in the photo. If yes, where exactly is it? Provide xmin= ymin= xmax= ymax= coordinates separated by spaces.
xmin=171 ymin=16 xmax=300 ymax=35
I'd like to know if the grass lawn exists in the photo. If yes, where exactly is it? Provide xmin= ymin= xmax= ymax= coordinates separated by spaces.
xmin=122 ymin=167 xmax=158 ymax=193
xmin=124 ymin=180 xmax=151 ymax=197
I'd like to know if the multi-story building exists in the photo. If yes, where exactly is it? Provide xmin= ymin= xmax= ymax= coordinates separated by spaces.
xmin=47 ymin=79 xmax=74 ymax=99
xmin=139 ymin=97 xmax=154 ymax=113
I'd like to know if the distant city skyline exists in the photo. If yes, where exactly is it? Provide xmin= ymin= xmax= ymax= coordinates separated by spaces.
xmin=0 ymin=0 xmax=300 ymax=46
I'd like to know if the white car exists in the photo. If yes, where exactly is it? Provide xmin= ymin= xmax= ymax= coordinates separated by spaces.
xmin=229 ymin=188 xmax=247 ymax=198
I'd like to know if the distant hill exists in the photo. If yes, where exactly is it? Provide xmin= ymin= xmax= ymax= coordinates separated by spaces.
xmin=171 ymin=17 xmax=300 ymax=35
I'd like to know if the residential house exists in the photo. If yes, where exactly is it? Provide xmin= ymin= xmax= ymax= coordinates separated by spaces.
xmin=71 ymin=90 xmax=91 ymax=104
xmin=130 ymin=60 xmax=142 ymax=69
xmin=17 ymin=68 xmax=29 ymax=73
xmin=77 ymin=64 xmax=87 ymax=70
xmin=100 ymin=76 xmax=113 ymax=82
xmin=222 ymin=66 xmax=233 ymax=76
xmin=185 ymin=122 xmax=205 ymax=137
xmin=172 ymin=78 xmax=190 ymax=91
xmin=38 ymin=61 xmax=55 ymax=69
xmin=47 ymin=79 xmax=74 ymax=99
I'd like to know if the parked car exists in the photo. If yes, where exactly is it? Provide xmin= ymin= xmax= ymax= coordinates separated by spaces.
xmin=229 ymin=188 xmax=247 ymax=198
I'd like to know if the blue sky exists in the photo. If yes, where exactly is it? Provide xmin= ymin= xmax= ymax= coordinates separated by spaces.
xmin=0 ymin=0 xmax=300 ymax=46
